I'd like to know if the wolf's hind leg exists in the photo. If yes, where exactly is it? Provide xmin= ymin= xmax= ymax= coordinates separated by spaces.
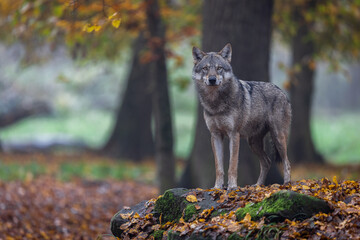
xmin=248 ymin=135 xmax=271 ymax=186
xmin=272 ymin=132 xmax=291 ymax=184
xmin=211 ymin=133 xmax=224 ymax=189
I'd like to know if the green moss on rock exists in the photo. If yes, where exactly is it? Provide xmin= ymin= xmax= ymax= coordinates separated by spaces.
xmin=153 ymin=230 xmax=165 ymax=240
xmin=236 ymin=190 xmax=331 ymax=222
xmin=184 ymin=204 xmax=197 ymax=222
xmin=154 ymin=190 xmax=182 ymax=223
xmin=154 ymin=188 xmax=191 ymax=223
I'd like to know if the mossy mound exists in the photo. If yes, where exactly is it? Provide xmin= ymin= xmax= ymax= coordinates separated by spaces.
xmin=112 ymin=189 xmax=332 ymax=238
xmin=235 ymin=190 xmax=332 ymax=222
xmin=111 ymin=179 xmax=359 ymax=239
xmin=153 ymin=188 xmax=223 ymax=223
xmin=111 ymin=188 xmax=225 ymax=237
xmin=153 ymin=188 xmax=189 ymax=223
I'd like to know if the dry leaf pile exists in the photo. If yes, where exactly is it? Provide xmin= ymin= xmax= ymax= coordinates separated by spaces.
xmin=0 ymin=177 xmax=157 ymax=239
xmin=117 ymin=178 xmax=360 ymax=239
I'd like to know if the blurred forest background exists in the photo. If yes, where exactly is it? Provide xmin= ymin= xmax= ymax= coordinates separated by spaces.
xmin=0 ymin=0 xmax=360 ymax=239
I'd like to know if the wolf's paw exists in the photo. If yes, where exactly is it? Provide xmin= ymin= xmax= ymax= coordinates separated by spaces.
xmin=213 ymin=183 xmax=225 ymax=189
xmin=283 ymin=180 xmax=292 ymax=186
xmin=251 ymin=183 xmax=262 ymax=187
xmin=227 ymin=186 xmax=238 ymax=191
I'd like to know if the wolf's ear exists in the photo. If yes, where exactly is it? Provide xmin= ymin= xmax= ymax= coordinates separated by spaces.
xmin=192 ymin=46 xmax=205 ymax=64
xmin=219 ymin=43 xmax=232 ymax=63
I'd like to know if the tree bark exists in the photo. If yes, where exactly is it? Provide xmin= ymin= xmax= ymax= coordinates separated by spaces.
xmin=180 ymin=0 xmax=282 ymax=188
xmin=288 ymin=0 xmax=323 ymax=164
xmin=102 ymin=33 xmax=155 ymax=161
xmin=347 ymin=64 xmax=360 ymax=110
xmin=146 ymin=0 xmax=176 ymax=193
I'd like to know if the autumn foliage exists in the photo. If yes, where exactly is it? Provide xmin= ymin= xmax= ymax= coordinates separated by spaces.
xmin=0 ymin=152 xmax=359 ymax=239
xmin=0 ymin=176 xmax=157 ymax=239
xmin=0 ymin=0 xmax=200 ymax=60
xmin=115 ymin=178 xmax=360 ymax=239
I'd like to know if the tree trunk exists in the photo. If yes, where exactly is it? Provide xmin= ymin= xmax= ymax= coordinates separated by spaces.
xmin=288 ymin=0 xmax=323 ymax=164
xmin=146 ymin=0 xmax=176 ymax=193
xmin=347 ymin=64 xmax=360 ymax=110
xmin=180 ymin=0 xmax=282 ymax=189
xmin=102 ymin=33 xmax=155 ymax=161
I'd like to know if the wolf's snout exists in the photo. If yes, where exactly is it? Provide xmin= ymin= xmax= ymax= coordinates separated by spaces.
xmin=208 ymin=76 xmax=217 ymax=86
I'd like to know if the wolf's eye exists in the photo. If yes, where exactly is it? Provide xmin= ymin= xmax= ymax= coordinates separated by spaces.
xmin=202 ymin=66 xmax=209 ymax=71
xmin=217 ymin=66 xmax=223 ymax=71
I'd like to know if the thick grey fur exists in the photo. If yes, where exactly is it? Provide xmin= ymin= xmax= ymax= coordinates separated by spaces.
xmin=192 ymin=43 xmax=292 ymax=189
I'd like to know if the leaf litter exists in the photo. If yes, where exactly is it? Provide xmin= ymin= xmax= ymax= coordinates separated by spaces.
xmin=0 ymin=153 xmax=359 ymax=239
xmin=118 ymin=178 xmax=360 ymax=239
xmin=0 ymin=176 xmax=157 ymax=239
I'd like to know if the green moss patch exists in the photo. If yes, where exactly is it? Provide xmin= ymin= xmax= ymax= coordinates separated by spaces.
xmin=236 ymin=190 xmax=332 ymax=222
xmin=154 ymin=190 xmax=183 ymax=223
xmin=153 ymin=230 xmax=165 ymax=240
xmin=183 ymin=204 xmax=197 ymax=222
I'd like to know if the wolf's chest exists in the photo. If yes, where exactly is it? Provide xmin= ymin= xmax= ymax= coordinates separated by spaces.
xmin=204 ymin=109 xmax=258 ymax=137
xmin=204 ymin=113 xmax=238 ymax=136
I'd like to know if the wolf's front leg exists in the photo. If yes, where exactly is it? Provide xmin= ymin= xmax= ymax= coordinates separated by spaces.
xmin=211 ymin=133 xmax=224 ymax=189
xmin=228 ymin=132 xmax=240 ymax=190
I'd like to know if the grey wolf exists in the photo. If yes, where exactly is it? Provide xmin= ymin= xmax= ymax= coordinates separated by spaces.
xmin=192 ymin=43 xmax=292 ymax=189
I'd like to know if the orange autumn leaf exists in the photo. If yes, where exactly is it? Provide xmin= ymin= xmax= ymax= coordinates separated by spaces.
xmin=186 ymin=195 xmax=198 ymax=203
xmin=243 ymin=213 xmax=252 ymax=222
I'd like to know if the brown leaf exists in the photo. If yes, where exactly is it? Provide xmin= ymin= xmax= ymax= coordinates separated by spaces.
xmin=120 ymin=212 xmax=133 ymax=219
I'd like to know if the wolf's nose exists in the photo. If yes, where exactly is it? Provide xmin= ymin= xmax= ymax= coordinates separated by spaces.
xmin=209 ymin=76 xmax=217 ymax=85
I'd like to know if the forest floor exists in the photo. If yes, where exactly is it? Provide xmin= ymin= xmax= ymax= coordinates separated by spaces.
xmin=0 ymin=153 xmax=159 ymax=240
xmin=0 ymin=152 xmax=359 ymax=239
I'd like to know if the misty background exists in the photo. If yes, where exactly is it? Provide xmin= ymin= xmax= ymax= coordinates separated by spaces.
xmin=1 ymin=40 xmax=359 ymax=164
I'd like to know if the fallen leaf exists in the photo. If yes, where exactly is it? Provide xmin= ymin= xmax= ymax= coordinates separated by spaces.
xmin=243 ymin=213 xmax=251 ymax=222
xmin=120 ymin=212 xmax=133 ymax=219
xmin=186 ymin=195 xmax=198 ymax=203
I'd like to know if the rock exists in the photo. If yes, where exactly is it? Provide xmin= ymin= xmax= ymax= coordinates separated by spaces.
xmin=153 ymin=188 xmax=190 ymax=223
xmin=153 ymin=188 xmax=223 ymax=223
xmin=235 ymin=190 xmax=332 ymax=222
xmin=168 ymin=230 xmax=216 ymax=240
xmin=110 ymin=188 xmax=333 ymax=238
xmin=110 ymin=188 xmax=224 ymax=237
xmin=110 ymin=200 xmax=149 ymax=237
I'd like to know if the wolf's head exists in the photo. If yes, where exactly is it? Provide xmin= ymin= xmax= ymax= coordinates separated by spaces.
xmin=192 ymin=43 xmax=233 ymax=87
